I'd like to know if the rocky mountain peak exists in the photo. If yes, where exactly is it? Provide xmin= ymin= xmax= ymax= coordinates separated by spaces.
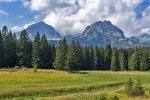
xmin=17 ymin=21 xmax=61 ymax=40
xmin=80 ymin=20 xmax=126 ymax=41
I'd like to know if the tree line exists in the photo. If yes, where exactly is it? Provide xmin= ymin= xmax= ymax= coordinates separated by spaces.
xmin=0 ymin=26 xmax=150 ymax=72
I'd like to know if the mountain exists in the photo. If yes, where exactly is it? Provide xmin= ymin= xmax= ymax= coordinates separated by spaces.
xmin=17 ymin=22 xmax=61 ymax=40
xmin=77 ymin=21 xmax=150 ymax=48
xmin=135 ymin=33 xmax=150 ymax=42
xmin=78 ymin=21 xmax=126 ymax=46
xmin=16 ymin=21 xmax=150 ymax=48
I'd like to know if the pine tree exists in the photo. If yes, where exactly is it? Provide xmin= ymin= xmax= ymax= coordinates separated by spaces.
xmin=128 ymin=46 xmax=141 ymax=71
xmin=39 ymin=34 xmax=51 ymax=69
xmin=4 ymin=31 xmax=16 ymax=67
xmin=110 ymin=48 xmax=120 ymax=71
xmin=82 ymin=46 xmax=90 ymax=70
xmin=32 ymin=32 xmax=41 ymax=68
xmin=53 ymin=38 xmax=68 ymax=70
xmin=104 ymin=44 xmax=112 ymax=70
xmin=140 ymin=50 xmax=149 ymax=71
xmin=99 ymin=47 xmax=105 ymax=70
xmin=17 ymin=30 xmax=31 ymax=67
xmin=2 ymin=25 xmax=8 ymax=39
xmin=119 ymin=48 xmax=126 ymax=71
xmin=88 ymin=45 xmax=94 ymax=70
xmin=93 ymin=45 xmax=100 ymax=70
xmin=49 ymin=42 xmax=56 ymax=69
xmin=0 ymin=30 xmax=4 ymax=68
xmin=75 ymin=40 xmax=83 ymax=70
xmin=66 ymin=40 xmax=82 ymax=72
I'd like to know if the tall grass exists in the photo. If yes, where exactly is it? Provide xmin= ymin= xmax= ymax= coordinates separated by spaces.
xmin=0 ymin=69 xmax=150 ymax=99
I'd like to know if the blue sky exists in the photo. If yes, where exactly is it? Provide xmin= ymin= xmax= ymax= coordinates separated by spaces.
xmin=0 ymin=0 xmax=150 ymax=37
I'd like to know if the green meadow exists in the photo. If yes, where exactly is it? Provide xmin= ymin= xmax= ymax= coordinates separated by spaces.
xmin=0 ymin=68 xmax=150 ymax=100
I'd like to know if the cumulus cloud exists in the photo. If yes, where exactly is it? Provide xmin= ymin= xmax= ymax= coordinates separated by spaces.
xmin=11 ymin=21 xmax=35 ymax=32
xmin=0 ymin=9 xmax=8 ymax=16
xmin=0 ymin=0 xmax=16 ymax=2
xmin=23 ymin=0 xmax=150 ymax=37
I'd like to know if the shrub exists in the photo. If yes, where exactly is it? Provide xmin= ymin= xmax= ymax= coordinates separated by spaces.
xmin=15 ymin=66 xmax=19 ymax=69
xmin=125 ymin=78 xmax=133 ymax=97
xmin=132 ymin=77 xmax=145 ymax=96
xmin=33 ymin=65 xmax=37 ymax=72
xmin=125 ymin=77 xmax=145 ymax=97
xmin=100 ymin=94 xmax=107 ymax=100
xmin=111 ymin=95 xmax=119 ymax=100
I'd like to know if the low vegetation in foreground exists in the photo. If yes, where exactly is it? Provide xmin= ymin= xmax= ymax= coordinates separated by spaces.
xmin=0 ymin=68 xmax=150 ymax=100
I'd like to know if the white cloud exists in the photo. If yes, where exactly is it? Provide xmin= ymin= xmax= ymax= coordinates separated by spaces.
xmin=11 ymin=26 xmax=22 ymax=32
xmin=0 ymin=9 xmax=8 ymax=16
xmin=0 ymin=0 xmax=16 ymax=2
xmin=34 ymin=14 xmax=40 ymax=20
xmin=23 ymin=0 xmax=150 ymax=37
xmin=18 ymin=15 xmax=24 ymax=18
xmin=11 ymin=21 xmax=35 ymax=32
xmin=141 ymin=28 xmax=150 ymax=34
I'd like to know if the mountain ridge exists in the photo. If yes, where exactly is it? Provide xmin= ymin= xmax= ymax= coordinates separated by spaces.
xmin=16 ymin=21 xmax=61 ymax=40
xmin=16 ymin=21 xmax=150 ymax=48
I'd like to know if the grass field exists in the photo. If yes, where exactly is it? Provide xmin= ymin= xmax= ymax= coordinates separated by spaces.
xmin=0 ymin=68 xmax=150 ymax=100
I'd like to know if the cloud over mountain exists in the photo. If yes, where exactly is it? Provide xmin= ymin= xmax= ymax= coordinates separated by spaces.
xmin=21 ymin=0 xmax=150 ymax=37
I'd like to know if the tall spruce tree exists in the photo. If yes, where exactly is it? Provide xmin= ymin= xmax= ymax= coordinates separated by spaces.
xmin=110 ymin=48 xmax=120 ymax=71
xmin=66 ymin=40 xmax=82 ymax=72
xmin=128 ymin=46 xmax=141 ymax=71
xmin=119 ymin=48 xmax=126 ymax=71
xmin=39 ymin=34 xmax=51 ymax=69
xmin=93 ymin=45 xmax=100 ymax=70
xmin=104 ymin=44 xmax=112 ymax=70
xmin=54 ymin=38 xmax=68 ymax=70
xmin=49 ymin=43 xmax=56 ymax=69
xmin=99 ymin=47 xmax=105 ymax=70
xmin=17 ymin=30 xmax=31 ymax=67
xmin=88 ymin=45 xmax=94 ymax=70
xmin=140 ymin=50 xmax=149 ymax=71
xmin=82 ymin=46 xmax=90 ymax=70
xmin=32 ymin=32 xmax=41 ymax=68
xmin=5 ymin=31 xmax=16 ymax=67
xmin=0 ymin=30 xmax=4 ymax=68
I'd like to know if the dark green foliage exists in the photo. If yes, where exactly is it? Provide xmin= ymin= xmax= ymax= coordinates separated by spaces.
xmin=99 ymin=47 xmax=105 ymax=70
xmin=111 ymin=48 xmax=120 ymax=71
xmin=128 ymin=46 xmax=141 ymax=71
xmin=66 ymin=40 xmax=82 ymax=72
xmin=118 ymin=48 xmax=126 ymax=71
xmin=88 ymin=45 xmax=94 ymax=70
xmin=82 ymin=46 xmax=90 ymax=70
xmin=1 ymin=25 xmax=150 ymax=72
xmin=39 ymin=35 xmax=51 ymax=69
xmin=32 ymin=32 xmax=41 ymax=68
xmin=0 ymin=31 xmax=4 ymax=68
xmin=104 ymin=44 xmax=112 ymax=70
xmin=5 ymin=31 xmax=16 ymax=67
xmin=49 ymin=43 xmax=56 ymax=68
xmin=140 ymin=50 xmax=149 ymax=71
xmin=93 ymin=45 xmax=100 ymax=70
xmin=53 ymin=38 xmax=68 ymax=70
xmin=17 ymin=30 xmax=31 ymax=67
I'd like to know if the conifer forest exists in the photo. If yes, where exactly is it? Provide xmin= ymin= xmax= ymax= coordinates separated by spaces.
xmin=0 ymin=26 xmax=150 ymax=72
